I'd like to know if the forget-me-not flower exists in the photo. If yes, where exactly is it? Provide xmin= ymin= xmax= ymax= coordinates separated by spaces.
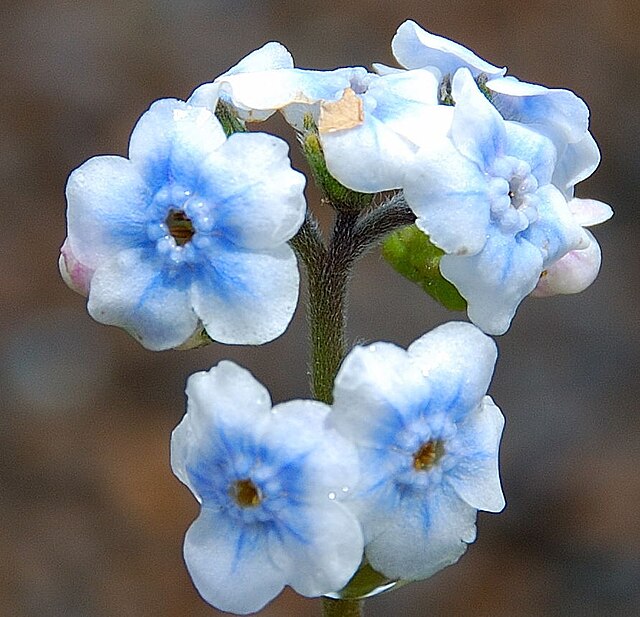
xmin=329 ymin=322 xmax=504 ymax=581
xmin=171 ymin=361 xmax=364 ymax=614
xmin=189 ymin=41 xmax=449 ymax=194
xmin=390 ymin=19 xmax=601 ymax=195
xmin=402 ymin=68 xmax=585 ymax=334
xmin=61 ymin=98 xmax=306 ymax=350
xmin=188 ymin=41 xmax=367 ymax=127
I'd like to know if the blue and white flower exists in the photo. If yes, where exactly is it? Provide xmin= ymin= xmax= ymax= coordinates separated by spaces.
xmin=317 ymin=68 xmax=449 ymax=193
xmin=189 ymin=41 xmax=447 ymax=194
xmin=188 ymin=41 xmax=367 ymax=126
xmin=329 ymin=322 xmax=504 ymax=581
xmin=61 ymin=98 xmax=306 ymax=350
xmin=391 ymin=19 xmax=601 ymax=195
xmin=171 ymin=361 xmax=364 ymax=614
xmin=403 ymin=68 xmax=585 ymax=334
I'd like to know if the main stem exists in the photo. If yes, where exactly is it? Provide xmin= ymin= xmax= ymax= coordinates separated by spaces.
xmin=308 ymin=211 xmax=358 ymax=404
xmin=310 ymin=212 xmax=363 ymax=617
xmin=290 ymin=195 xmax=414 ymax=617
xmin=296 ymin=197 xmax=414 ymax=405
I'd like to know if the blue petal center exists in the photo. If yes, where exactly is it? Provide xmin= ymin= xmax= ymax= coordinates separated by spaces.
xmin=144 ymin=183 xmax=220 ymax=268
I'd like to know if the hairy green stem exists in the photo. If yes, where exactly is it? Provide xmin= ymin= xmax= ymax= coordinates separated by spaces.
xmin=289 ymin=193 xmax=415 ymax=617
xmin=289 ymin=195 xmax=415 ymax=404
xmin=352 ymin=195 xmax=415 ymax=256
xmin=307 ymin=210 xmax=358 ymax=403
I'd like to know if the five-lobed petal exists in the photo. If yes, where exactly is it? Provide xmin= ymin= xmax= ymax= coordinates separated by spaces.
xmin=62 ymin=98 xmax=306 ymax=350
xmin=171 ymin=361 xmax=364 ymax=614
xmin=403 ymin=68 xmax=585 ymax=334
xmin=329 ymin=322 xmax=505 ymax=581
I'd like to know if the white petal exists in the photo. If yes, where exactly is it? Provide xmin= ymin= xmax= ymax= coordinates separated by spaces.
xmin=440 ymin=232 xmax=543 ymax=335
xmin=446 ymin=396 xmax=505 ymax=512
xmin=331 ymin=342 xmax=427 ymax=448
xmin=192 ymin=244 xmax=299 ymax=345
xmin=407 ymin=322 xmax=498 ymax=422
xmin=392 ymin=20 xmax=505 ymax=78
xmin=201 ymin=132 xmax=306 ymax=250
xmin=128 ymin=98 xmax=227 ymax=188
xmin=268 ymin=401 xmax=360 ymax=495
xmin=365 ymin=485 xmax=477 ymax=581
xmin=372 ymin=62 xmax=404 ymax=76
xmin=567 ymin=198 xmax=613 ymax=227
xmin=504 ymin=121 xmax=557 ymax=186
xmin=225 ymin=41 xmax=294 ymax=74
xmin=217 ymin=67 xmax=367 ymax=120
xmin=366 ymin=69 xmax=440 ymax=131
xmin=65 ymin=155 xmax=150 ymax=268
xmin=186 ymin=361 xmax=272 ymax=430
xmin=186 ymin=82 xmax=221 ymax=112
xmin=487 ymin=75 xmax=548 ymax=97
xmin=171 ymin=361 xmax=272 ymax=491
xmin=489 ymin=77 xmax=590 ymax=144
xmin=322 ymin=115 xmax=416 ymax=192
xmin=269 ymin=502 xmax=364 ymax=597
xmin=403 ymin=136 xmax=491 ymax=256
xmin=552 ymin=131 xmax=601 ymax=194
xmin=188 ymin=42 xmax=296 ymax=111
xmin=451 ymin=68 xmax=505 ymax=170
xmin=184 ymin=508 xmax=286 ymax=614
xmin=524 ymin=184 xmax=584 ymax=265
xmin=87 ymin=248 xmax=198 ymax=350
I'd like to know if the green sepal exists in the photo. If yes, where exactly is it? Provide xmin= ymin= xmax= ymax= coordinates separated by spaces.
xmin=215 ymin=99 xmax=247 ymax=137
xmin=475 ymin=72 xmax=494 ymax=102
xmin=327 ymin=562 xmax=404 ymax=600
xmin=300 ymin=115 xmax=372 ymax=212
xmin=382 ymin=224 xmax=467 ymax=311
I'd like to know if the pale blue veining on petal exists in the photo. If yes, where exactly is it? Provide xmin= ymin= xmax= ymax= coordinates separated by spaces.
xmin=63 ymin=96 xmax=305 ymax=349
xmin=331 ymin=324 xmax=504 ymax=581
xmin=172 ymin=362 xmax=363 ymax=613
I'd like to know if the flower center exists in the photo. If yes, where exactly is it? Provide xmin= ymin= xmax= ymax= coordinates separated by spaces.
xmin=412 ymin=439 xmax=445 ymax=471
xmin=166 ymin=209 xmax=195 ymax=246
xmin=231 ymin=478 xmax=262 ymax=508
xmin=488 ymin=158 xmax=540 ymax=234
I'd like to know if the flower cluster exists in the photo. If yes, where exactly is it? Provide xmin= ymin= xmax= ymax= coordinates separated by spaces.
xmin=59 ymin=18 xmax=611 ymax=617
xmin=185 ymin=20 xmax=611 ymax=335
xmin=171 ymin=323 xmax=503 ymax=613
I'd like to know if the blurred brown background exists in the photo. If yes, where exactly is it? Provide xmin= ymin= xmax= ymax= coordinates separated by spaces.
xmin=1 ymin=1 xmax=638 ymax=615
